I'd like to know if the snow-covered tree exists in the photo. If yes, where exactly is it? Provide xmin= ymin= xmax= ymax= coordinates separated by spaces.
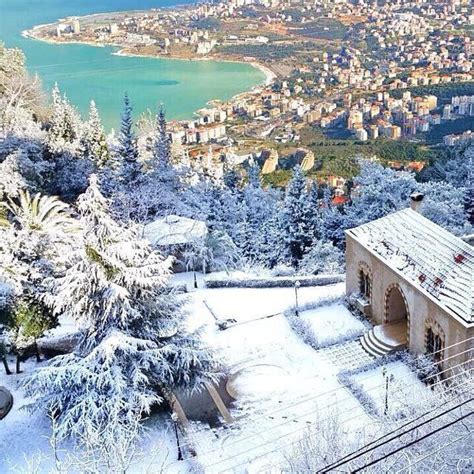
xmin=238 ymin=165 xmax=278 ymax=265
xmin=183 ymin=230 xmax=241 ymax=275
xmin=280 ymin=166 xmax=313 ymax=266
xmin=0 ymin=191 xmax=75 ymax=371
xmin=24 ymin=175 xmax=217 ymax=442
xmin=117 ymin=93 xmax=140 ymax=185
xmin=152 ymin=105 xmax=171 ymax=170
xmin=305 ymin=182 xmax=322 ymax=242
xmin=0 ymin=42 xmax=44 ymax=116
xmin=47 ymin=84 xmax=81 ymax=154
xmin=81 ymin=100 xmax=109 ymax=168
xmin=299 ymin=240 xmax=344 ymax=275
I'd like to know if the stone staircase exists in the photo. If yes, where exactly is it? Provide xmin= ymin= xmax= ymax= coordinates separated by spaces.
xmin=360 ymin=321 xmax=407 ymax=358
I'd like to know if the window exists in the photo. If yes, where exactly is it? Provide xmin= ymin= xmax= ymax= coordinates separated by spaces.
xmin=359 ymin=269 xmax=371 ymax=300
xmin=426 ymin=328 xmax=443 ymax=362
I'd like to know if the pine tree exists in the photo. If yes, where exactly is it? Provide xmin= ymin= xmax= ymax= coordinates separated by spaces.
xmin=280 ymin=166 xmax=312 ymax=267
xmin=117 ymin=93 xmax=140 ymax=185
xmin=240 ymin=164 xmax=277 ymax=264
xmin=81 ymin=100 xmax=109 ymax=168
xmin=47 ymin=83 xmax=64 ymax=148
xmin=152 ymin=105 xmax=171 ymax=171
xmin=47 ymin=84 xmax=80 ymax=153
xmin=24 ymin=175 xmax=217 ymax=442
xmin=306 ymin=182 xmax=321 ymax=243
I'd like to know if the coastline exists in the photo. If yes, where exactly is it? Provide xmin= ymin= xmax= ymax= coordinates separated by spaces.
xmin=24 ymin=25 xmax=276 ymax=87
xmin=23 ymin=24 xmax=277 ymax=120
xmin=112 ymin=48 xmax=277 ymax=86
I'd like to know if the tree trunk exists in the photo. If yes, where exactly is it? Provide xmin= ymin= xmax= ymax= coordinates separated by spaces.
xmin=2 ymin=355 xmax=12 ymax=375
xmin=35 ymin=340 xmax=41 ymax=362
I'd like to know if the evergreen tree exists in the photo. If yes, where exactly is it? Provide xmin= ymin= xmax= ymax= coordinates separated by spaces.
xmin=300 ymin=240 xmax=344 ymax=275
xmin=117 ymin=93 xmax=140 ymax=185
xmin=152 ymin=105 xmax=171 ymax=170
xmin=280 ymin=166 xmax=312 ymax=266
xmin=47 ymin=84 xmax=81 ymax=153
xmin=306 ymin=182 xmax=321 ymax=243
xmin=81 ymin=100 xmax=109 ymax=168
xmin=24 ymin=176 xmax=217 ymax=442
xmin=239 ymin=164 xmax=277 ymax=265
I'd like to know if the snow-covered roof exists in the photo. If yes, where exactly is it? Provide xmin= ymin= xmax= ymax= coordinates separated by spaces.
xmin=144 ymin=215 xmax=208 ymax=247
xmin=346 ymin=208 xmax=474 ymax=326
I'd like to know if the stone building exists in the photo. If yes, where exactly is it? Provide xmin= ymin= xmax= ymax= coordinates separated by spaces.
xmin=345 ymin=195 xmax=473 ymax=370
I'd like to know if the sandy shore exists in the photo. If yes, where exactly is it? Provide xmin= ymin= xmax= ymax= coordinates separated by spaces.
xmin=113 ymin=48 xmax=276 ymax=86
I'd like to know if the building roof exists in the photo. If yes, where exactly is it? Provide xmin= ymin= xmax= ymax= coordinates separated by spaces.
xmin=144 ymin=215 xmax=208 ymax=247
xmin=346 ymin=208 xmax=474 ymax=326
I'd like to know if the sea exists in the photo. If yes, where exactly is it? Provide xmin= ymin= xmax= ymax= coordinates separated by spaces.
xmin=0 ymin=0 xmax=265 ymax=130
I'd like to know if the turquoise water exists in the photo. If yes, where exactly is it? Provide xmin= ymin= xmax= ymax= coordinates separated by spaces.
xmin=0 ymin=0 xmax=265 ymax=129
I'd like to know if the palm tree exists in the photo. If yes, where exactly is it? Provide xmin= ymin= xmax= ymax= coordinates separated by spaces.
xmin=0 ymin=191 xmax=77 ymax=373
xmin=0 ymin=190 xmax=77 ymax=233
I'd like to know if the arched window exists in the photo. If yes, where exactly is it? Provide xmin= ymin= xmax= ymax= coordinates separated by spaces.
xmin=425 ymin=320 xmax=445 ymax=364
xmin=358 ymin=266 xmax=371 ymax=300
xmin=426 ymin=328 xmax=443 ymax=362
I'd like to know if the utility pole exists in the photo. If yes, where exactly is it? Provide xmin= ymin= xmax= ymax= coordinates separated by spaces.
xmin=294 ymin=280 xmax=301 ymax=316
xmin=383 ymin=368 xmax=394 ymax=416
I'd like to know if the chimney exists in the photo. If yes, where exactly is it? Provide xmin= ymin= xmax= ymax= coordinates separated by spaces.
xmin=410 ymin=192 xmax=424 ymax=213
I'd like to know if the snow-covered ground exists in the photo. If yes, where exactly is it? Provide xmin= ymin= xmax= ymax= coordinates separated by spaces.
xmin=0 ymin=358 xmax=54 ymax=472
xmin=349 ymin=360 xmax=429 ymax=418
xmin=0 ymin=272 xmax=429 ymax=473
xmin=300 ymin=302 xmax=366 ymax=344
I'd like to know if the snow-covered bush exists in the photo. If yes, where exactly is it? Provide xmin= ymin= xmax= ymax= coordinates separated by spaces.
xmin=270 ymin=264 xmax=296 ymax=277
xmin=205 ymin=274 xmax=344 ymax=289
xmin=181 ymin=230 xmax=242 ymax=275
xmin=299 ymin=241 xmax=345 ymax=275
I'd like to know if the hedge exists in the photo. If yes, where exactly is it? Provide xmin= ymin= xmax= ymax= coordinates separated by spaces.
xmin=205 ymin=274 xmax=345 ymax=289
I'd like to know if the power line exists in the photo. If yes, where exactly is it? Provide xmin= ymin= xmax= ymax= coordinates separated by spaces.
xmin=394 ymin=432 xmax=473 ymax=474
xmin=317 ymin=397 xmax=474 ymax=473
xmin=205 ymin=338 xmax=474 ymax=447
xmin=317 ymin=374 xmax=473 ymax=472
xmin=173 ymin=347 xmax=473 ymax=458
xmin=352 ymin=410 xmax=474 ymax=473
xmin=192 ymin=363 xmax=473 ymax=471
xmin=224 ymin=380 xmax=473 ymax=474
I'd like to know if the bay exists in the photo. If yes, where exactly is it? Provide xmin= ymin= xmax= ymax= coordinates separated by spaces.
xmin=0 ymin=0 xmax=265 ymax=129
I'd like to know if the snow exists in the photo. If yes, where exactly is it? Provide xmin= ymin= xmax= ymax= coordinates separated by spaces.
xmin=0 ymin=358 xmax=55 ymax=472
xmin=195 ymin=283 xmax=345 ymax=325
xmin=350 ymin=360 xmax=429 ymax=417
xmin=143 ymin=215 xmax=208 ymax=247
xmin=300 ymin=303 xmax=366 ymax=344
xmin=0 ymin=272 xmax=428 ymax=472
xmin=0 ymin=356 xmax=180 ymax=473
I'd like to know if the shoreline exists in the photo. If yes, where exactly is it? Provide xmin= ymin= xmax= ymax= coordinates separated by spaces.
xmin=24 ymin=26 xmax=276 ymax=86
xmin=112 ymin=48 xmax=277 ymax=86
xmin=22 ymin=24 xmax=276 ymax=121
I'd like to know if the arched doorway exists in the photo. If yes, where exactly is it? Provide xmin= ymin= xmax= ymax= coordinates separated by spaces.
xmin=385 ymin=285 xmax=408 ymax=324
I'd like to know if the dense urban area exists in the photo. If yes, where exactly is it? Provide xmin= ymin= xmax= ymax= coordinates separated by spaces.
xmin=27 ymin=0 xmax=474 ymax=190
xmin=0 ymin=0 xmax=473 ymax=473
